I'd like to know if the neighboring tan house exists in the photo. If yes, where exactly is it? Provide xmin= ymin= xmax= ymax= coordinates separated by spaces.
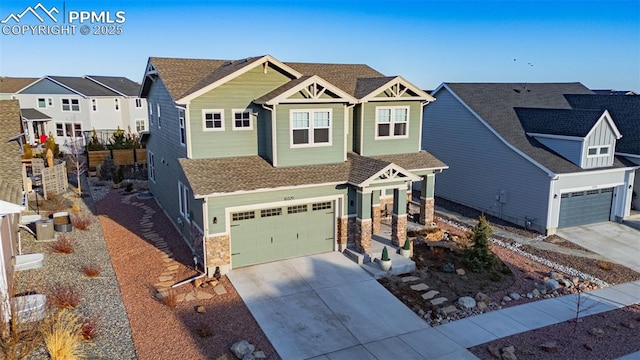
xmin=0 ymin=100 xmax=27 ymax=309
xmin=140 ymin=55 xmax=446 ymax=275
xmin=13 ymin=76 xmax=148 ymax=148
xmin=423 ymin=83 xmax=636 ymax=235
xmin=564 ymin=94 xmax=640 ymax=210
xmin=0 ymin=77 xmax=38 ymax=100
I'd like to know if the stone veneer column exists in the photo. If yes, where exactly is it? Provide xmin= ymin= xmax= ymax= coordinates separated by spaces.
xmin=420 ymin=197 xmax=435 ymax=226
xmin=205 ymin=234 xmax=230 ymax=274
xmin=391 ymin=187 xmax=408 ymax=246
xmin=355 ymin=218 xmax=372 ymax=253
xmin=337 ymin=217 xmax=348 ymax=251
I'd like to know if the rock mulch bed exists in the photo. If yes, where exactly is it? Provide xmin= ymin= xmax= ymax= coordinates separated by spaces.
xmin=96 ymin=189 xmax=280 ymax=360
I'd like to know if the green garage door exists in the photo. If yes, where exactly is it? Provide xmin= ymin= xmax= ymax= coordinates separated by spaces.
xmin=230 ymin=201 xmax=335 ymax=267
xmin=558 ymin=188 xmax=613 ymax=228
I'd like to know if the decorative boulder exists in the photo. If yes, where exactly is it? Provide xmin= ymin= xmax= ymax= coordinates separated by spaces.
xmin=544 ymin=278 xmax=561 ymax=291
xmin=458 ymin=296 xmax=477 ymax=310
xmin=230 ymin=340 xmax=255 ymax=359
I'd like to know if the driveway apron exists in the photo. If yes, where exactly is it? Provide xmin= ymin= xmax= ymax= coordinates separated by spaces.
xmin=557 ymin=222 xmax=640 ymax=272
xmin=228 ymin=252 xmax=475 ymax=360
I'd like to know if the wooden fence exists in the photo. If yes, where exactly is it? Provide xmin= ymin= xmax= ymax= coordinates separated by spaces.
xmin=87 ymin=148 xmax=147 ymax=168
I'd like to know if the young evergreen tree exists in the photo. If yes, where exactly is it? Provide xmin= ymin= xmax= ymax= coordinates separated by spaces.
xmin=464 ymin=215 xmax=497 ymax=272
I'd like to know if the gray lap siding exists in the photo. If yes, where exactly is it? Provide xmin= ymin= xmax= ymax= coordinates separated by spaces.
xmin=423 ymin=89 xmax=550 ymax=232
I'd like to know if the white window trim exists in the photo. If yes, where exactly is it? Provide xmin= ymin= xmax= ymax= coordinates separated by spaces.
xmin=232 ymin=109 xmax=253 ymax=131
xmin=61 ymin=98 xmax=80 ymax=112
xmin=148 ymin=151 xmax=156 ymax=183
xmin=289 ymin=108 xmax=333 ymax=148
xmin=55 ymin=122 xmax=83 ymax=137
xmin=374 ymin=105 xmax=410 ymax=140
xmin=179 ymin=109 xmax=186 ymax=147
xmin=91 ymin=99 xmax=98 ymax=112
xmin=135 ymin=119 xmax=146 ymax=132
xmin=37 ymin=98 xmax=47 ymax=109
xmin=135 ymin=98 xmax=143 ymax=108
xmin=114 ymin=98 xmax=120 ymax=111
xmin=156 ymin=103 xmax=161 ymax=129
xmin=148 ymin=102 xmax=154 ymax=126
xmin=178 ymin=181 xmax=191 ymax=223
xmin=587 ymin=145 xmax=611 ymax=158
xmin=202 ymin=109 xmax=225 ymax=132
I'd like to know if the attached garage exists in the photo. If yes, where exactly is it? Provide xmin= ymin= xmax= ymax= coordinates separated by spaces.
xmin=230 ymin=201 xmax=335 ymax=267
xmin=558 ymin=188 xmax=613 ymax=228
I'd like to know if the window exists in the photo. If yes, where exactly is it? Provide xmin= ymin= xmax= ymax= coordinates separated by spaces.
xmin=312 ymin=202 xmax=332 ymax=211
xmin=587 ymin=146 xmax=610 ymax=157
xmin=148 ymin=102 xmax=153 ymax=126
xmin=260 ymin=208 xmax=282 ymax=217
xmin=114 ymin=98 xmax=120 ymax=111
xmin=91 ymin=99 xmax=98 ymax=112
xmin=232 ymin=211 xmax=255 ymax=221
xmin=156 ymin=104 xmax=161 ymax=128
xmin=135 ymin=98 xmax=142 ymax=108
xmin=376 ymin=106 xmax=409 ymax=139
xmin=287 ymin=205 xmax=308 ymax=214
xmin=56 ymin=123 xmax=64 ymax=136
xmin=290 ymin=109 xmax=332 ymax=146
xmin=55 ymin=122 xmax=81 ymax=137
xmin=135 ymin=119 xmax=146 ymax=132
xmin=61 ymin=98 xmax=80 ymax=112
xmin=203 ymin=110 xmax=224 ymax=131
xmin=47 ymin=98 xmax=53 ymax=107
xmin=232 ymin=110 xmax=252 ymax=130
xmin=38 ymin=98 xmax=46 ymax=108
xmin=179 ymin=108 xmax=186 ymax=146
xmin=148 ymin=151 xmax=155 ymax=181
xmin=178 ymin=182 xmax=190 ymax=221
xmin=74 ymin=124 xmax=82 ymax=137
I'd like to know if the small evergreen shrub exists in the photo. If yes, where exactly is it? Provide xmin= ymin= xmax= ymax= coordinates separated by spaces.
xmin=402 ymin=238 xmax=411 ymax=251
xmin=99 ymin=157 xmax=115 ymax=180
xmin=463 ymin=215 xmax=498 ymax=273
xmin=381 ymin=246 xmax=390 ymax=261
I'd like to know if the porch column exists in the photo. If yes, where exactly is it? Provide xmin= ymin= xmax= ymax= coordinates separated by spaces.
xmin=371 ymin=190 xmax=381 ymax=235
xmin=391 ymin=187 xmax=407 ymax=246
xmin=420 ymin=174 xmax=436 ymax=226
xmin=355 ymin=190 xmax=372 ymax=254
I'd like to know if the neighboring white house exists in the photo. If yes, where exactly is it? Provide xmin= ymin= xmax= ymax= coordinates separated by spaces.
xmin=13 ymin=76 xmax=148 ymax=149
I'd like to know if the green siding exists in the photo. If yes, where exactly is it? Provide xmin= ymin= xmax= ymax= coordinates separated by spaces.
xmin=274 ymin=103 xmax=346 ymax=167
xmin=257 ymin=107 xmax=273 ymax=162
xmin=360 ymin=101 xmax=422 ymax=156
xmin=189 ymin=65 xmax=292 ymax=159
xmin=206 ymin=185 xmax=346 ymax=235
xmin=353 ymin=105 xmax=362 ymax=153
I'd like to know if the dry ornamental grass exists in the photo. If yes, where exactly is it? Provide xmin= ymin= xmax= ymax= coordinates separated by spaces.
xmin=50 ymin=235 xmax=74 ymax=254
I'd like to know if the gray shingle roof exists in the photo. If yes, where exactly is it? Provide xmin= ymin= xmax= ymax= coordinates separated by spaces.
xmin=21 ymin=108 xmax=51 ymax=121
xmin=515 ymin=108 xmax=606 ymax=137
xmin=180 ymin=151 xmax=445 ymax=197
xmin=443 ymin=82 xmax=629 ymax=173
xmin=286 ymin=62 xmax=386 ymax=97
xmin=48 ymin=76 xmax=121 ymax=96
xmin=565 ymin=94 xmax=640 ymax=155
xmin=354 ymin=77 xmax=397 ymax=98
xmin=86 ymin=76 xmax=141 ymax=96
xmin=0 ymin=100 xmax=24 ymax=205
xmin=373 ymin=151 xmax=448 ymax=172
xmin=0 ymin=77 xmax=38 ymax=94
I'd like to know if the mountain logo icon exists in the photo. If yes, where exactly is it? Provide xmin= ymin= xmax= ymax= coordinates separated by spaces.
xmin=1 ymin=3 xmax=59 ymax=24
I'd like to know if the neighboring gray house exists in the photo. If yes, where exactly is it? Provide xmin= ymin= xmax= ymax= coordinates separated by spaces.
xmin=565 ymin=95 xmax=640 ymax=210
xmin=423 ymin=83 xmax=637 ymax=234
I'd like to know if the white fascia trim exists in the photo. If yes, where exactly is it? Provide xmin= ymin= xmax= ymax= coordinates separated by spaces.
xmin=358 ymin=164 xmax=421 ymax=187
xmin=586 ymin=110 xmax=622 ymax=139
xmin=526 ymin=133 xmax=584 ymax=141
xmin=555 ymin=166 xmax=636 ymax=178
xmin=194 ymin=181 xmax=344 ymax=199
xmin=359 ymin=76 xmax=435 ymax=102
xmin=441 ymin=83 xmax=555 ymax=177
xmin=84 ymin=76 xmax=128 ymax=97
xmin=404 ymin=165 xmax=450 ymax=173
xmin=44 ymin=76 xmax=88 ymax=98
xmin=557 ymin=182 xmax=624 ymax=194
xmin=264 ymin=75 xmax=357 ymax=105
xmin=177 ymin=55 xmax=303 ymax=104
xmin=616 ymin=152 xmax=640 ymax=160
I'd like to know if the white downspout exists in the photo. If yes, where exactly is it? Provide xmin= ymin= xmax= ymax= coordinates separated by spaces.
xmin=172 ymin=197 xmax=208 ymax=288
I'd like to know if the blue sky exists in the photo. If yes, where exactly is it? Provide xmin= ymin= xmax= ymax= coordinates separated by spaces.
xmin=1 ymin=0 xmax=638 ymax=91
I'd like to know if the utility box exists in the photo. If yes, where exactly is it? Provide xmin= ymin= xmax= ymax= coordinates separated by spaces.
xmin=35 ymin=219 xmax=54 ymax=241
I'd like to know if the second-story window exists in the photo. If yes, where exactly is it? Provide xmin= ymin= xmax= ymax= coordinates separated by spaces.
xmin=179 ymin=108 xmax=186 ymax=146
xmin=376 ymin=106 xmax=409 ymax=139
xmin=61 ymin=98 xmax=80 ymax=112
xmin=91 ymin=99 xmax=98 ymax=112
xmin=115 ymin=98 xmax=120 ymax=111
xmin=156 ymin=103 xmax=161 ymax=128
xmin=38 ymin=98 xmax=46 ymax=108
xmin=135 ymin=98 xmax=142 ymax=108
xmin=291 ymin=109 xmax=331 ymax=147
xmin=202 ymin=109 xmax=224 ymax=131
xmin=148 ymin=102 xmax=153 ymax=126
xmin=233 ymin=110 xmax=252 ymax=130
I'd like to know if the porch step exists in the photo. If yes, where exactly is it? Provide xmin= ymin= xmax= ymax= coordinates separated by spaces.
xmin=360 ymin=252 xmax=416 ymax=279
xmin=343 ymin=248 xmax=370 ymax=265
xmin=622 ymin=219 xmax=640 ymax=231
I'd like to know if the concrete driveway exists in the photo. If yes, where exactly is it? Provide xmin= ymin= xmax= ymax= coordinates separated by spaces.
xmin=556 ymin=222 xmax=640 ymax=272
xmin=227 ymin=252 xmax=475 ymax=360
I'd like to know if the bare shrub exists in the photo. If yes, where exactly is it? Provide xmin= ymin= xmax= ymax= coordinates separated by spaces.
xmin=50 ymin=235 xmax=74 ymax=254
xmin=70 ymin=213 xmax=92 ymax=231
xmin=80 ymin=265 xmax=101 ymax=278
xmin=49 ymin=286 xmax=81 ymax=309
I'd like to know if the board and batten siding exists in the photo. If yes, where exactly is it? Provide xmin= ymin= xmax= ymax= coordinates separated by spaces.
xmin=188 ymin=65 xmax=292 ymax=159
xmin=206 ymin=185 xmax=347 ymax=235
xmin=360 ymin=100 xmax=422 ymax=156
xmin=534 ymin=137 xmax=582 ymax=167
xmin=423 ymin=88 xmax=551 ymax=232
xmin=145 ymin=76 xmax=189 ymax=236
xmin=274 ymin=103 xmax=346 ymax=167
xmin=582 ymin=119 xmax=617 ymax=168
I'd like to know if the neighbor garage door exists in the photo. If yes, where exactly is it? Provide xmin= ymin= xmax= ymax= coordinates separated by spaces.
xmin=230 ymin=201 xmax=335 ymax=267
xmin=558 ymin=188 xmax=613 ymax=228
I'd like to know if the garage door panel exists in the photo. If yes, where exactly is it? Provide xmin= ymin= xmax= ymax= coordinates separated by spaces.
xmin=559 ymin=188 xmax=612 ymax=228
